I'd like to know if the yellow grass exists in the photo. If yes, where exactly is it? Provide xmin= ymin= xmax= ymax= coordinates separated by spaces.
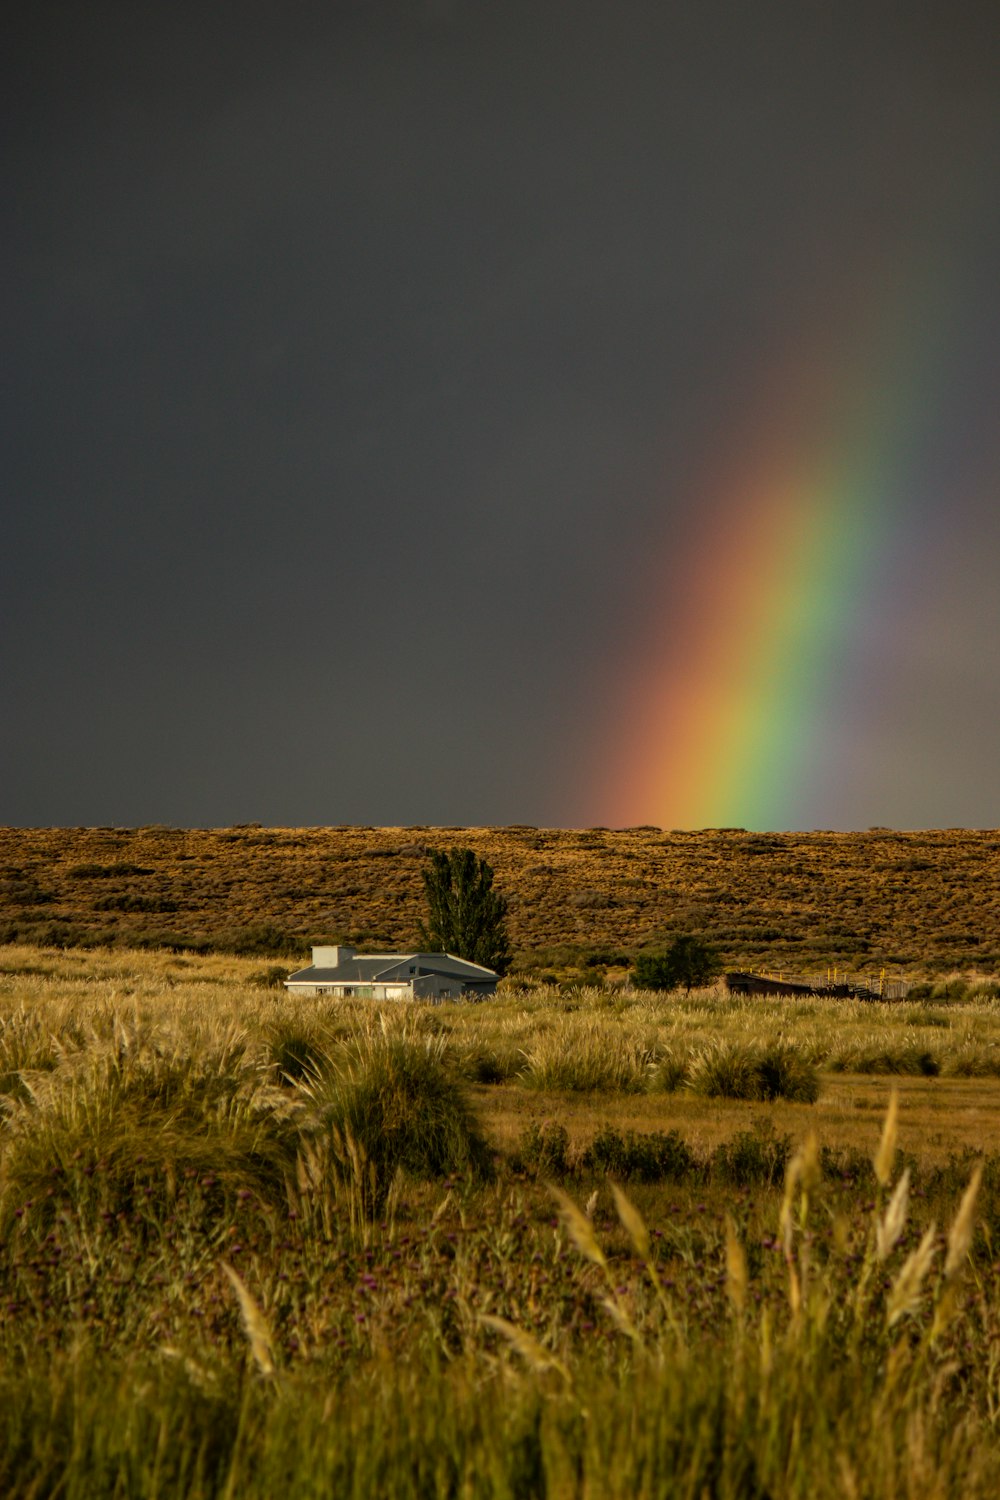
xmin=3 ymin=944 xmax=1000 ymax=1165
xmin=473 ymin=1074 xmax=1000 ymax=1160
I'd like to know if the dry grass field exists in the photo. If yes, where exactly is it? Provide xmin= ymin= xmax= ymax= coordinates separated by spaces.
xmin=3 ymin=944 xmax=999 ymax=1163
xmin=3 ymin=823 xmax=1000 ymax=979
xmin=3 ymin=826 xmax=1000 ymax=1494
xmin=1 ymin=943 xmax=1000 ymax=1494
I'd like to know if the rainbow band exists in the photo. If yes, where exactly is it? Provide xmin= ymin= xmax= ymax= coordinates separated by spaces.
xmin=593 ymin=270 xmax=949 ymax=830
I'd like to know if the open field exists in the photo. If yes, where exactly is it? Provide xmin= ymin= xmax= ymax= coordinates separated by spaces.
xmin=1 ymin=944 xmax=1000 ymax=1494
xmin=5 ymin=945 xmax=1000 ymax=1145
xmin=4 ymin=824 xmax=1000 ymax=978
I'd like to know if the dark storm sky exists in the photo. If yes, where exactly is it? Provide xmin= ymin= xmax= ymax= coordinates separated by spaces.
xmin=4 ymin=0 xmax=999 ymax=829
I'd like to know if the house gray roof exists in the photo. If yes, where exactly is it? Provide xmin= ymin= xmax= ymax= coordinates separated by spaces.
xmin=285 ymin=951 xmax=498 ymax=985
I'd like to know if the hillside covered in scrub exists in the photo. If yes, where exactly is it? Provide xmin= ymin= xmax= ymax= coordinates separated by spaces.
xmin=2 ymin=825 xmax=999 ymax=979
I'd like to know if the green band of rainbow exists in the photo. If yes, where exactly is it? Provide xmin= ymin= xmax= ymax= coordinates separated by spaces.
xmin=590 ymin=265 xmax=952 ymax=829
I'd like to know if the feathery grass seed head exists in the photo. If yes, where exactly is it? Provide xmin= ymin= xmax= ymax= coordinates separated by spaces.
xmin=874 ymin=1090 xmax=899 ymax=1187
xmin=877 ymin=1168 xmax=911 ymax=1262
xmin=944 ymin=1163 xmax=982 ymax=1280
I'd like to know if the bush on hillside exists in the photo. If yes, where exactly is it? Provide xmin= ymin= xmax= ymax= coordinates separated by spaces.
xmin=215 ymin=924 xmax=305 ymax=958
xmin=633 ymin=935 xmax=720 ymax=993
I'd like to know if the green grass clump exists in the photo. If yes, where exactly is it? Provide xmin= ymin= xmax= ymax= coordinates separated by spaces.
xmin=302 ymin=1026 xmax=492 ymax=1211
xmin=646 ymin=1048 xmax=691 ymax=1092
xmin=0 ymin=1008 xmax=58 ymax=1103
xmin=519 ymin=1023 xmax=653 ymax=1092
xmin=247 ymin=964 xmax=292 ymax=990
xmin=687 ymin=1042 xmax=821 ymax=1102
xmin=0 ymin=1032 xmax=295 ymax=1236
xmin=942 ymin=1044 xmax=1000 ymax=1077
xmin=263 ymin=1019 xmax=329 ymax=1083
xmin=459 ymin=1042 xmax=525 ymax=1084
xmin=829 ymin=1043 xmax=940 ymax=1075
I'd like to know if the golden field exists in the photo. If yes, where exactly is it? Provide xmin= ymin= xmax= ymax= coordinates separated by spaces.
xmin=3 ymin=943 xmax=1000 ymax=1161
xmin=1 ymin=944 xmax=1000 ymax=1494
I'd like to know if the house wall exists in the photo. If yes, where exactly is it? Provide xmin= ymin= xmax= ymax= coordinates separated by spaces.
xmin=413 ymin=974 xmax=465 ymax=1001
xmin=461 ymin=980 xmax=497 ymax=999
xmin=285 ymin=976 xmax=491 ymax=1002
xmin=293 ymin=982 xmax=414 ymax=999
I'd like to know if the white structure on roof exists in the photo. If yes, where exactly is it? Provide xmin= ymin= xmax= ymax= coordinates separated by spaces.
xmin=284 ymin=946 xmax=499 ymax=1001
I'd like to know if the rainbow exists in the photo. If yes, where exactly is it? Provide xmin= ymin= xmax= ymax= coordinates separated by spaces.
xmin=589 ymin=271 xmax=949 ymax=830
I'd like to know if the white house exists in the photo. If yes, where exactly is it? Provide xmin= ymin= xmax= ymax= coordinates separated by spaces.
xmin=283 ymin=946 xmax=499 ymax=1001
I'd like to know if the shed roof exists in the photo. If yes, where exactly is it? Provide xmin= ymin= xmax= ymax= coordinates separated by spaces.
xmin=285 ymin=951 xmax=498 ymax=985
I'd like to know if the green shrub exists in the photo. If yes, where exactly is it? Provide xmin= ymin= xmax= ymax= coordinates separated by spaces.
xmin=905 ymin=982 xmax=934 ymax=1002
xmin=829 ymin=1045 xmax=940 ymax=1076
xmin=214 ymin=925 xmax=304 ymax=958
xmin=931 ymin=978 xmax=970 ymax=1002
xmin=900 ymin=1007 xmax=951 ymax=1028
xmin=820 ymin=1145 xmax=876 ymax=1186
xmin=712 ymin=1128 xmax=791 ymax=1186
xmin=633 ymin=935 xmax=720 ymax=993
xmin=1 ymin=880 xmax=56 ymax=906
xmin=584 ymin=1126 xmax=695 ymax=1182
xmin=944 ymin=1046 xmax=1000 ymax=1077
xmin=248 ymin=965 xmax=292 ymax=990
xmin=127 ymin=929 xmax=209 ymax=953
xmin=516 ymin=1121 xmax=570 ymax=1175
xmin=93 ymin=894 xmax=179 ymax=914
xmin=752 ymin=1044 xmax=822 ymax=1102
xmin=14 ymin=921 xmax=90 ymax=950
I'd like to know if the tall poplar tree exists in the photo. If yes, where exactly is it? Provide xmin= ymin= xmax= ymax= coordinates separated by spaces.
xmin=418 ymin=847 xmax=511 ymax=975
